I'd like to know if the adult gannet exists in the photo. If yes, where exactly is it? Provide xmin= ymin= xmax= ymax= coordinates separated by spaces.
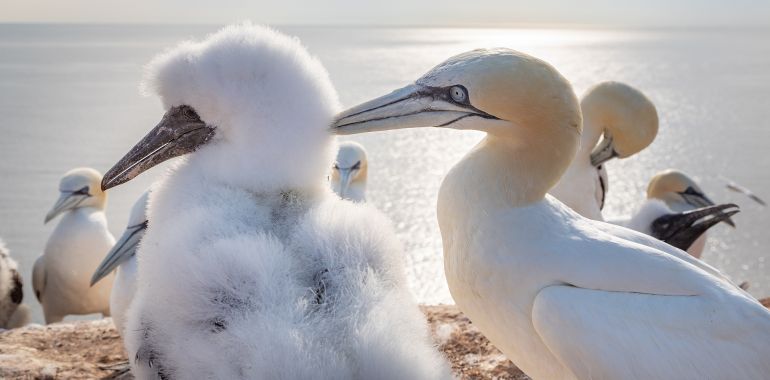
xmin=609 ymin=169 xmax=738 ymax=257
xmin=331 ymin=141 xmax=368 ymax=202
xmin=34 ymin=168 xmax=115 ymax=323
xmin=332 ymin=48 xmax=770 ymax=379
xmin=91 ymin=190 xmax=149 ymax=337
xmin=550 ymin=81 xmax=658 ymax=220
xmin=0 ymin=238 xmax=29 ymax=328
xmin=100 ymin=24 xmax=449 ymax=379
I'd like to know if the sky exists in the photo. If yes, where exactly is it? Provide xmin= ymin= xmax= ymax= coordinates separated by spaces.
xmin=1 ymin=0 xmax=770 ymax=27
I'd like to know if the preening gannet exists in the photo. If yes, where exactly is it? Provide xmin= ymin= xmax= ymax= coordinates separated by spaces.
xmin=331 ymin=141 xmax=368 ymax=202
xmin=0 ymin=238 xmax=29 ymax=328
xmin=100 ymin=24 xmax=449 ymax=379
xmin=550 ymin=81 xmax=658 ymax=220
xmin=34 ymin=168 xmax=115 ymax=323
xmin=332 ymin=48 xmax=770 ymax=379
xmin=91 ymin=190 xmax=149 ymax=337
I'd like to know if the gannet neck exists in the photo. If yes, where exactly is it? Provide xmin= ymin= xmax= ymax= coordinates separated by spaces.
xmin=442 ymin=126 xmax=577 ymax=217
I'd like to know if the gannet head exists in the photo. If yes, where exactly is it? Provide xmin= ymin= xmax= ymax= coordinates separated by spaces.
xmin=332 ymin=48 xmax=581 ymax=188
xmin=90 ymin=190 xmax=149 ymax=286
xmin=647 ymin=169 xmax=735 ymax=227
xmin=45 ymin=167 xmax=107 ymax=223
xmin=101 ymin=23 xmax=339 ymax=192
xmin=583 ymin=82 xmax=658 ymax=166
xmin=331 ymin=141 xmax=368 ymax=200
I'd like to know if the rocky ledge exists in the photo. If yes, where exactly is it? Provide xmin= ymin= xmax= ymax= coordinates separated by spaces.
xmin=2 ymin=300 xmax=769 ymax=379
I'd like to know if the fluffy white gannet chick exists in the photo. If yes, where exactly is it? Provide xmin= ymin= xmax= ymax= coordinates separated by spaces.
xmin=0 ymin=238 xmax=29 ymax=328
xmin=100 ymin=24 xmax=449 ymax=379
xmin=34 ymin=168 xmax=115 ymax=323
xmin=331 ymin=141 xmax=368 ymax=202
xmin=91 ymin=190 xmax=149 ymax=337
xmin=550 ymin=81 xmax=658 ymax=220
xmin=611 ymin=169 xmax=738 ymax=258
xmin=332 ymin=48 xmax=770 ymax=379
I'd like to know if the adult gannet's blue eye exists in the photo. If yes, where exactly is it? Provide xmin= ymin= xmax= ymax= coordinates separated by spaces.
xmin=450 ymin=86 xmax=467 ymax=103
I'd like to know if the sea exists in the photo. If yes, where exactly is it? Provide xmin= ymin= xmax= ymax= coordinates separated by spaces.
xmin=0 ymin=24 xmax=768 ymax=323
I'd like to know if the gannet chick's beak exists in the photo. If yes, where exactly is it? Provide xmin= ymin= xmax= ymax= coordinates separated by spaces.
xmin=651 ymin=203 xmax=739 ymax=251
xmin=101 ymin=105 xmax=216 ymax=191
xmin=90 ymin=219 xmax=147 ymax=286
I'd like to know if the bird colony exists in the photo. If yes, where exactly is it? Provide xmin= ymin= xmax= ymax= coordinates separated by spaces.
xmin=2 ymin=23 xmax=767 ymax=380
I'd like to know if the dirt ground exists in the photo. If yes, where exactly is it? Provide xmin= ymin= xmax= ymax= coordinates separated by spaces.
xmin=1 ymin=300 xmax=768 ymax=379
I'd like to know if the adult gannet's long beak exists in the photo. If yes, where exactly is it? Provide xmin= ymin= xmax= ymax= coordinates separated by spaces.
xmin=589 ymin=135 xmax=617 ymax=167
xmin=651 ymin=203 xmax=739 ymax=251
xmin=44 ymin=188 xmax=89 ymax=223
xmin=332 ymin=84 xmax=499 ymax=135
xmin=102 ymin=105 xmax=216 ymax=191
xmin=337 ymin=169 xmax=354 ymax=198
xmin=90 ymin=219 xmax=147 ymax=286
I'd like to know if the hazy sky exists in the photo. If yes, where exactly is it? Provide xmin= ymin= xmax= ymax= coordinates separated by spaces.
xmin=2 ymin=0 xmax=769 ymax=27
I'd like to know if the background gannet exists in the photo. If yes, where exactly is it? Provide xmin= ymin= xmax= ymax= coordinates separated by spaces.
xmin=34 ymin=168 xmax=115 ymax=323
xmin=91 ymin=190 xmax=149 ymax=337
xmin=332 ymin=48 xmax=770 ymax=379
xmin=550 ymin=81 xmax=658 ymax=220
xmin=100 ymin=24 xmax=449 ymax=379
xmin=639 ymin=169 xmax=736 ymax=258
xmin=723 ymin=176 xmax=767 ymax=206
xmin=0 ymin=238 xmax=29 ymax=328
xmin=331 ymin=141 xmax=368 ymax=202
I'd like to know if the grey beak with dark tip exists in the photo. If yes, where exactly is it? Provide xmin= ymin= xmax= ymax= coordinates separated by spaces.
xmin=44 ymin=186 xmax=90 ymax=224
xmin=101 ymin=105 xmax=216 ymax=191
xmin=589 ymin=135 xmax=618 ymax=167
xmin=331 ymin=83 xmax=499 ymax=135
xmin=651 ymin=203 xmax=739 ymax=251
xmin=90 ymin=220 xmax=148 ymax=286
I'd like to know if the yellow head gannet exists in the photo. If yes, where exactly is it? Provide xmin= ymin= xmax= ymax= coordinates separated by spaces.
xmin=550 ymin=81 xmax=658 ymax=220
xmin=332 ymin=48 xmax=770 ymax=379
xmin=609 ymin=169 xmax=739 ymax=257
xmin=0 ymin=238 xmax=29 ymax=328
xmin=91 ymin=190 xmax=149 ymax=337
xmin=34 ymin=168 xmax=115 ymax=323
xmin=331 ymin=141 xmax=368 ymax=202
xmin=99 ymin=24 xmax=449 ymax=379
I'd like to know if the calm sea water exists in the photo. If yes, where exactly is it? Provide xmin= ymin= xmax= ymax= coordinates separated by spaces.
xmin=0 ymin=24 xmax=768 ymax=324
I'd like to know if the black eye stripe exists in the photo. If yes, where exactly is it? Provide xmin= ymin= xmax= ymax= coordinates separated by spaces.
xmin=70 ymin=186 xmax=91 ymax=196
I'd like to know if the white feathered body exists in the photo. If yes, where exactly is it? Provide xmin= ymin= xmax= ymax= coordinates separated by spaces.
xmin=34 ymin=208 xmax=115 ymax=322
xmin=126 ymin=160 xmax=448 ymax=379
xmin=0 ymin=239 xmax=24 ymax=328
xmin=110 ymin=252 xmax=137 ymax=335
xmin=439 ymin=152 xmax=770 ymax=380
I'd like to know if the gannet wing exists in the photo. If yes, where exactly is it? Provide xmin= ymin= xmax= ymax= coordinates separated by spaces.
xmin=32 ymin=256 xmax=45 ymax=301
xmin=591 ymin=220 xmax=743 ymax=290
xmin=596 ymin=164 xmax=608 ymax=211
xmin=532 ymin=284 xmax=770 ymax=379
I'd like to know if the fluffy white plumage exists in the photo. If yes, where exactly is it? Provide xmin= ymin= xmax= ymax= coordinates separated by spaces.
xmin=0 ymin=238 xmax=28 ymax=329
xmin=332 ymin=48 xmax=770 ymax=379
xmin=34 ymin=168 xmax=114 ymax=323
xmin=550 ymin=81 xmax=658 ymax=220
xmin=331 ymin=141 xmax=368 ymax=202
xmin=121 ymin=24 xmax=448 ymax=379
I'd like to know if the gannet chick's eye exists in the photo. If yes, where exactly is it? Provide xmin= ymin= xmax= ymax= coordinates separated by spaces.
xmin=449 ymin=85 xmax=468 ymax=103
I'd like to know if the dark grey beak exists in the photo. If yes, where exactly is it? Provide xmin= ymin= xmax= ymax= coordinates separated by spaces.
xmin=101 ymin=105 xmax=216 ymax=191
xmin=651 ymin=203 xmax=739 ymax=251
xmin=679 ymin=187 xmax=736 ymax=227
